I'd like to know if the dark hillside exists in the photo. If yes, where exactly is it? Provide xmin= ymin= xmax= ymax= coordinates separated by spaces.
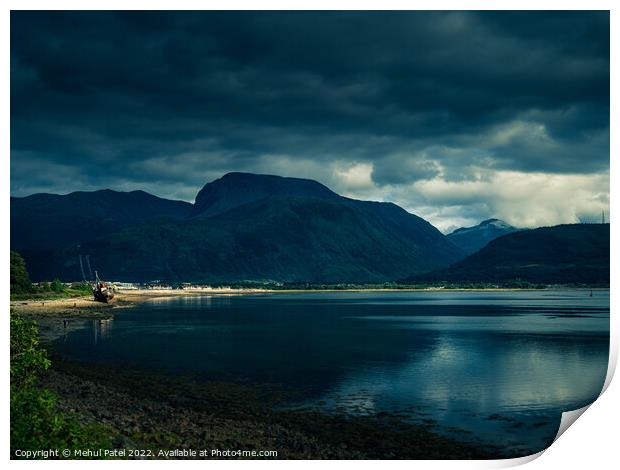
xmin=409 ymin=224 xmax=609 ymax=285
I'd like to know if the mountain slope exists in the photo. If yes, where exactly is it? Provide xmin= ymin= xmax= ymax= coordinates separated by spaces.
xmin=66 ymin=195 xmax=463 ymax=283
xmin=11 ymin=189 xmax=193 ymax=280
xmin=194 ymin=172 xmax=462 ymax=261
xmin=410 ymin=224 xmax=609 ymax=285
xmin=11 ymin=173 xmax=464 ymax=282
xmin=447 ymin=218 xmax=520 ymax=255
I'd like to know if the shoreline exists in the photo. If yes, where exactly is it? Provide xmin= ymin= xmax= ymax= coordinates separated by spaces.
xmin=12 ymin=285 xmax=607 ymax=315
xmin=12 ymin=286 xmax=607 ymax=341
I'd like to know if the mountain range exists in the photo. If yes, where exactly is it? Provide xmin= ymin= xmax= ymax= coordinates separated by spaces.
xmin=11 ymin=173 xmax=463 ymax=282
xmin=11 ymin=172 xmax=609 ymax=285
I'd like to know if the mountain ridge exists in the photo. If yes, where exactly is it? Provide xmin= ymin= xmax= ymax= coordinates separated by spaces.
xmin=11 ymin=172 xmax=464 ymax=282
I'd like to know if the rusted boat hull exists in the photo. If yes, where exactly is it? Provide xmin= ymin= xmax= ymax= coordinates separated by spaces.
xmin=93 ymin=290 xmax=114 ymax=303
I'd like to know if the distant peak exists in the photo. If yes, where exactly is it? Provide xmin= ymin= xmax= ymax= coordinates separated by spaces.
xmin=449 ymin=218 xmax=515 ymax=236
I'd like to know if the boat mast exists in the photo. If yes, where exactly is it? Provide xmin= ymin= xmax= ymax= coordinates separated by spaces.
xmin=79 ymin=254 xmax=87 ymax=282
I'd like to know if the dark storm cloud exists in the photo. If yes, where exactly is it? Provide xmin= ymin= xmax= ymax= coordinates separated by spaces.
xmin=10 ymin=10 xmax=609 ymax=227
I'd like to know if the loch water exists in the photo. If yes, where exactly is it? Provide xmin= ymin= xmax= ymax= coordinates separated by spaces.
xmin=53 ymin=290 xmax=609 ymax=456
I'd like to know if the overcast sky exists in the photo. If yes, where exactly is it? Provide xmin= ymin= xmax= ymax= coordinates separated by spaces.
xmin=10 ymin=11 xmax=609 ymax=232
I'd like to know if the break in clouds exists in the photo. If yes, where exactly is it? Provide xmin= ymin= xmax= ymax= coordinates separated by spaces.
xmin=10 ymin=11 xmax=609 ymax=232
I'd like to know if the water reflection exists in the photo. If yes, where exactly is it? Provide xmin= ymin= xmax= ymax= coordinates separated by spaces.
xmin=55 ymin=290 xmax=609 ymax=455
xmin=91 ymin=318 xmax=114 ymax=344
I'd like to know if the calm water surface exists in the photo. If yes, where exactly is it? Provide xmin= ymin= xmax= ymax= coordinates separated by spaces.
xmin=54 ymin=290 xmax=609 ymax=455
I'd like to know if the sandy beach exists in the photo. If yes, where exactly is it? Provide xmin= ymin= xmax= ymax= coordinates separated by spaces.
xmin=10 ymin=288 xmax=268 ymax=316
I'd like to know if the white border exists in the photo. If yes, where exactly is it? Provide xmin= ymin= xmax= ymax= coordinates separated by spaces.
xmin=3 ymin=2 xmax=617 ymax=468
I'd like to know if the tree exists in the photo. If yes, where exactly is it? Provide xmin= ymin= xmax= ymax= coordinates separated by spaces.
xmin=10 ymin=251 xmax=33 ymax=295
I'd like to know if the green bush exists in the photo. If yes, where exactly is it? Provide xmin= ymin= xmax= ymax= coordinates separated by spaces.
xmin=39 ymin=282 xmax=51 ymax=292
xmin=10 ymin=312 xmax=111 ymax=458
xmin=50 ymin=278 xmax=64 ymax=293
xmin=10 ymin=313 xmax=50 ymax=388
xmin=70 ymin=282 xmax=92 ymax=294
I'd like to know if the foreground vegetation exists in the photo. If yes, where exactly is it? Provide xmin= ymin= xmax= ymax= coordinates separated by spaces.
xmin=10 ymin=311 xmax=111 ymax=457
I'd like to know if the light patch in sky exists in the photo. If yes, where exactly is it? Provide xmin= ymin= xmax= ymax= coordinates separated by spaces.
xmin=333 ymin=162 xmax=375 ymax=192
xmin=412 ymin=171 xmax=610 ymax=231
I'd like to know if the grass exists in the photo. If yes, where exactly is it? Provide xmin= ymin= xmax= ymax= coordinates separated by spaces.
xmin=11 ymin=286 xmax=92 ymax=302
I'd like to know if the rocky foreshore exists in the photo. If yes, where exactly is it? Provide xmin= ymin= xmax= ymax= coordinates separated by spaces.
xmin=40 ymin=357 xmax=496 ymax=459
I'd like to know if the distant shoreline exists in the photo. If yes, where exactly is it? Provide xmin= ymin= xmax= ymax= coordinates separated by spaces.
xmin=11 ymin=285 xmax=608 ymax=323
xmin=114 ymin=285 xmax=609 ymax=302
